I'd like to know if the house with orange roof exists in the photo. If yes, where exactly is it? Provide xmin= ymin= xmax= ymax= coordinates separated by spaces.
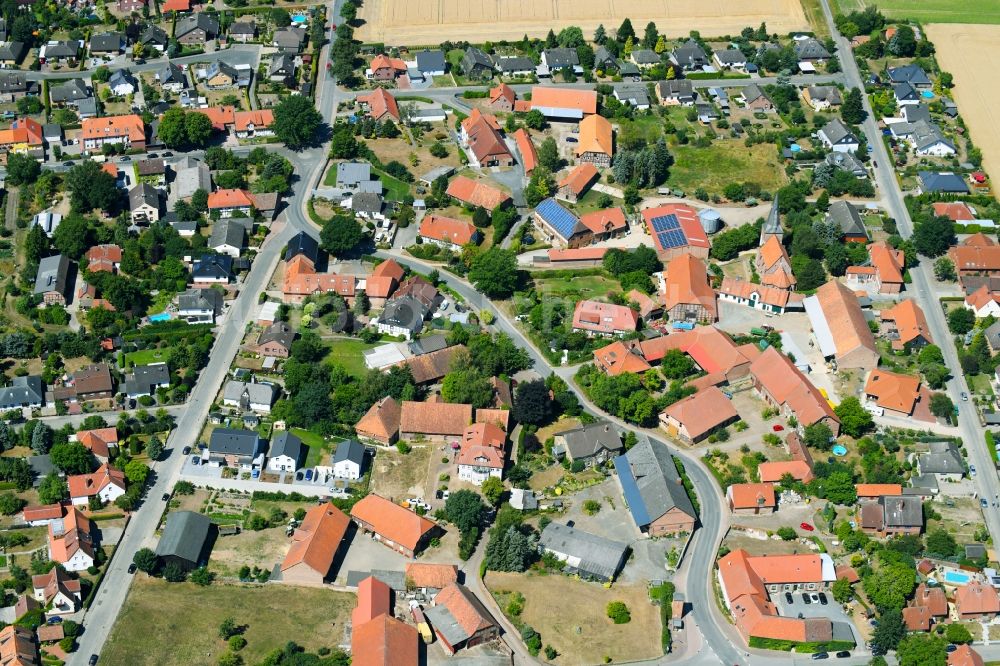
xmin=513 ymin=128 xmax=537 ymax=174
xmin=207 ymin=188 xmax=254 ymax=217
xmin=661 ymin=386 xmax=739 ymax=443
xmin=949 ymin=645 xmax=986 ymax=666
xmin=579 ymin=208 xmax=628 ymax=241
xmin=556 ymin=162 xmax=599 ymax=203
xmin=196 ymin=105 xmax=236 ymax=132
xmin=956 ymin=580 xmax=1000 ymax=620
xmin=529 ymin=86 xmax=597 ymax=119
xmin=488 ymin=82 xmax=516 ymax=112
xmin=880 ymin=299 xmax=932 ymax=351
xmin=756 ymin=236 xmax=796 ymax=290
xmin=965 ymin=284 xmax=1000 ymax=318
xmin=399 ymin=399 xmax=472 ymax=440
xmin=856 ymin=484 xmax=903 ymax=498
xmin=418 ymin=215 xmax=481 ymax=251
xmin=351 ymin=612 xmax=418 ymax=666
xmin=47 ymin=505 xmax=95 ymax=571
xmin=350 ymin=493 xmax=440 ymax=558
xmin=0 ymin=625 xmax=38 ymax=666
xmin=353 ymin=575 xmax=391 ymax=629
xmin=593 ymin=340 xmax=652 ymax=376
xmin=642 ymin=204 xmax=710 ymax=261
xmin=280 ymin=501 xmax=349 ymax=585
xmin=282 ymin=254 xmax=356 ymax=305
xmin=661 ymin=253 xmax=717 ymax=322
xmin=626 ymin=288 xmax=662 ymax=320
xmin=457 ymin=422 xmax=506 ymax=484
xmin=718 ymin=277 xmax=800 ymax=314
xmin=445 ymin=176 xmax=511 ymax=211
xmin=864 ymin=369 xmax=922 ymax=417
xmin=31 ymin=566 xmax=81 ymax=615
xmin=757 ymin=460 xmax=814 ymax=484
xmin=638 ymin=326 xmax=759 ymax=381
xmin=727 ymin=483 xmax=776 ymax=515
xmin=22 ymin=503 xmax=65 ymax=527
xmin=161 ymin=0 xmax=190 ymax=11
xmin=546 ymin=247 xmax=608 ymax=264
xmin=405 ymin=562 xmax=458 ymax=594
xmin=364 ymin=258 xmax=404 ymax=306
xmin=0 ymin=116 xmax=43 ymax=155
xmin=425 ymin=583 xmax=500 ymax=654
xmin=72 ymin=426 xmax=118 ymax=462
xmin=368 ymin=54 xmax=406 ymax=81
xmin=804 ymin=280 xmax=878 ymax=370
xmin=576 ymin=114 xmax=613 ymax=167
xmin=847 ymin=241 xmax=905 ymax=294
xmin=933 ymin=201 xmax=976 ymax=222
xmin=750 ymin=347 xmax=840 ymax=435
xmin=355 ymin=396 xmax=401 ymax=444
xmin=81 ymin=114 xmax=146 ymax=151
xmin=67 ymin=463 xmax=126 ymax=506
xmin=949 ymin=233 xmax=1000 ymax=277
xmin=460 ymin=108 xmax=513 ymax=168
xmin=572 ymin=300 xmax=638 ymax=337
xmin=234 ymin=109 xmax=274 ymax=139
xmin=357 ymin=88 xmax=400 ymax=122
xmin=910 ymin=583 xmax=948 ymax=622
xmin=85 ymin=244 xmax=122 ymax=274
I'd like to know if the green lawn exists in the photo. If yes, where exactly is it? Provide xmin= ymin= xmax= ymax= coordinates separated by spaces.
xmin=668 ymin=141 xmax=787 ymax=196
xmin=371 ymin=167 xmax=411 ymax=202
xmin=833 ymin=0 xmax=1000 ymax=23
xmin=617 ymin=115 xmax=665 ymax=148
xmin=566 ymin=189 xmax=623 ymax=216
xmin=291 ymin=427 xmax=344 ymax=469
xmin=101 ymin=578 xmax=354 ymax=666
xmin=534 ymin=273 xmax=620 ymax=300
xmin=124 ymin=348 xmax=172 ymax=367
xmin=970 ymin=373 xmax=995 ymax=397
xmin=323 ymin=338 xmax=379 ymax=377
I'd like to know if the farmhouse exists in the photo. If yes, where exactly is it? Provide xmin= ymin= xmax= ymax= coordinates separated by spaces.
xmin=67 ymin=464 xmax=126 ymax=506
xmin=572 ymin=300 xmax=638 ymax=337
xmin=661 ymin=253 xmax=717 ymax=323
xmin=280 ymin=502 xmax=349 ymax=585
xmin=557 ymin=163 xmax=600 ymax=203
xmin=727 ymin=483 xmax=776 ymax=515
xmin=718 ymin=278 xmax=799 ymax=314
xmin=460 ymin=108 xmax=513 ymax=168
xmin=350 ymin=494 xmax=439 ymax=558
xmin=357 ymin=88 xmax=400 ymax=122
xmin=529 ymin=86 xmax=597 ymax=120
xmin=880 ymin=299 xmax=932 ymax=351
xmin=864 ymin=369 xmax=922 ymax=418
xmin=575 ymin=113 xmax=613 ymax=166
xmin=750 ymin=347 xmax=840 ymax=434
xmin=661 ymin=386 xmax=739 ymax=443
xmin=847 ymin=241 xmax=905 ymax=293
xmin=538 ymin=522 xmax=628 ymax=581
xmin=418 ymin=215 xmax=479 ymax=251
xmin=803 ymin=280 xmax=878 ymax=370
xmin=445 ymin=176 xmax=511 ymax=210
xmin=355 ymin=396 xmax=401 ymax=444
xmin=425 ymin=584 xmax=499 ymax=654
xmin=614 ymin=438 xmax=697 ymax=536
xmin=642 ymin=204 xmax=710 ymax=261
xmin=552 ymin=422 xmax=622 ymax=468
xmin=950 ymin=233 xmax=1000 ymax=276
xmin=399 ymin=399 xmax=472 ymax=440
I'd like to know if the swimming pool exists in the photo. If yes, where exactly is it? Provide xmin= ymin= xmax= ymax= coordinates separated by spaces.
xmin=149 ymin=313 xmax=171 ymax=322
xmin=291 ymin=14 xmax=307 ymax=23
xmin=921 ymin=90 xmax=935 ymax=99
xmin=944 ymin=570 xmax=971 ymax=585
xmin=832 ymin=445 xmax=848 ymax=456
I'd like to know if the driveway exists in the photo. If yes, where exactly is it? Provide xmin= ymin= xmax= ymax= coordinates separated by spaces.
xmin=331 ymin=526 xmax=409 ymax=586
xmin=774 ymin=591 xmax=862 ymax=647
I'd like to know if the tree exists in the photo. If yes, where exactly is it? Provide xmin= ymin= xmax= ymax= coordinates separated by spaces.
xmin=163 ymin=561 xmax=186 ymax=582
xmin=925 ymin=528 xmax=958 ymax=558
xmin=0 ymin=421 xmax=13 ymax=452
xmin=190 ymin=566 xmax=215 ymax=586
xmin=842 ymin=87 xmax=866 ymax=124
xmin=913 ymin=216 xmax=955 ymax=257
xmin=896 ymin=633 xmax=946 ymax=666
xmin=157 ymin=108 xmax=189 ymax=148
xmin=444 ymin=489 xmax=485 ymax=535
xmin=271 ymin=8 xmax=291 ymax=26
xmin=606 ymin=601 xmax=631 ymax=624
xmin=51 ymin=214 xmax=94 ymax=259
xmin=38 ymin=473 xmax=68 ymax=505
xmin=658 ymin=349 xmax=696 ymax=379
xmin=870 ymin=608 xmax=905 ymax=653
xmin=146 ymin=437 xmax=164 ymax=461
xmin=133 ymin=547 xmax=159 ymax=574
xmin=522 ymin=110 xmax=545 ymax=130
xmin=888 ymin=25 xmax=917 ymax=57
xmin=642 ymin=21 xmax=658 ymax=49
xmin=594 ymin=24 xmax=607 ymax=44
xmin=864 ymin=562 xmax=916 ymax=610
xmin=481 ymin=477 xmax=504 ymax=506
xmin=125 ymin=460 xmax=150 ymax=485
xmin=776 ymin=526 xmax=796 ymax=540
xmin=0 ymin=493 xmax=26 ymax=516
xmin=831 ymin=577 xmax=853 ymax=603
xmin=834 ymin=397 xmax=874 ymax=438
xmin=944 ymin=623 xmax=973 ymax=644
xmin=469 ymin=248 xmax=518 ymax=298
xmin=791 ymin=256 xmax=826 ymax=291
xmin=329 ymin=127 xmax=359 ymax=159
xmin=929 ymin=392 xmax=954 ymax=419
xmin=803 ymin=422 xmax=834 ymax=451
xmin=512 ymin=379 xmax=552 ymax=426
xmin=49 ymin=443 xmax=94 ymax=475
xmin=5 ymin=152 xmax=40 ymax=186
xmin=30 ymin=422 xmax=52 ymax=454
xmin=933 ymin=257 xmax=956 ymax=282
xmin=273 ymin=95 xmax=323 ymax=150
xmin=185 ymin=111 xmax=214 ymax=148
xmin=320 ymin=215 xmax=364 ymax=257
xmin=948 ymin=307 xmax=975 ymax=334
xmin=616 ymin=18 xmax=635 ymax=43
xmin=537 ymin=137 xmax=561 ymax=172
xmin=66 ymin=160 xmax=119 ymax=213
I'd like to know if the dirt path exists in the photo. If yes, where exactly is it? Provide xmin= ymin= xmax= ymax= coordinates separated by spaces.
xmin=925 ymin=23 xmax=1000 ymax=190
xmin=4 ymin=187 xmax=18 ymax=232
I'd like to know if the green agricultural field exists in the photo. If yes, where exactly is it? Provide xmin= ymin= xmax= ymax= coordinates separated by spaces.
xmin=101 ymin=578 xmax=354 ymax=666
xmin=834 ymin=0 xmax=1000 ymax=24
xmin=668 ymin=141 xmax=786 ymax=196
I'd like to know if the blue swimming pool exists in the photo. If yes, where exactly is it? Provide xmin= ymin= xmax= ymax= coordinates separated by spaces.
xmin=921 ymin=90 xmax=935 ymax=99
xmin=291 ymin=14 xmax=307 ymax=23
xmin=149 ymin=313 xmax=171 ymax=322
xmin=832 ymin=445 xmax=848 ymax=456
xmin=944 ymin=570 xmax=971 ymax=585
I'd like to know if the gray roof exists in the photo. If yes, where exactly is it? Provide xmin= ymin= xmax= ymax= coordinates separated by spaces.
xmin=762 ymin=193 xmax=781 ymax=238
xmin=34 ymin=254 xmax=70 ymax=297
xmin=285 ymin=231 xmax=319 ymax=264
xmin=156 ymin=511 xmax=213 ymax=565
xmin=826 ymin=201 xmax=867 ymax=238
xmin=825 ymin=151 xmax=867 ymax=176
xmin=539 ymin=522 xmax=628 ymax=581
xmin=157 ymin=62 xmax=186 ymax=86
xmin=630 ymin=49 xmax=659 ymax=65
xmin=0 ymin=41 xmax=25 ymax=62
xmin=229 ymin=20 xmax=256 ymax=35
xmin=714 ymin=48 xmax=746 ymax=64
xmin=918 ymin=171 xmax=969 ymax=194
xmin=76 ymin=97 xmax=98 ymax=118
xmin=903 ymin=104 xmax=931 ymax=124
xmin=193 ymin=254 xmax=233 ymax=280
xmin=174 ymin=161 xmax=211 ymax=199
xmin=333 ymin=439 xmax=365 ymax=466
xmin=268 ymin=53 xmax=295 ymax=77
xmin=90 ymin=32 xmax=123 ymax=53
xmin=613 ymin=83 xmax=649 ymax=107
xmin=258 ymin=321 xmax=294 ymax=350
xmin=176 ymin=13 xmax=219 ymax=38
xmin=223 ymin=380 xmax=279 ymax=407
xmin=806 ymin=85 xmax=842 ymax=104
xmin=985 ymin=321 xmax=1000 ymax=350
xmin=911 ymin=120 xmax=955 ymax=153
xmin=271 ymin=431 xmax=305 ymax=465
xmin=461 ymin=47 xmax=493 ymax=74
xmin=594 ymin=46 xmax=616 ymax=67
xmin=129 ymin=183 xmax=159 ymax=211
xmin=108 ymin=69 xmax=136 ymax=90
xmin=613 ymin=438 xmax=696 ymax=528
xmin=209 ymin=219 xmax=246 ymax=252
xmin=177 ymin=287 xmax=223 ymax=314
xmin=672 ymin=39 xmax=708 ymax=67
xmin=209 ymin=428 xmax=266 ymax=457
xmin=543 ymin=48 xmax=579 ymax=69
xmin=49 ymin=78 xmax=91 ymax=103
xmin=141 ymin=25 xmax=168 ymax=45
xmin=204 ymin=61 xmax=238 ymax=82
xmin=0 ymin=71 xmax=34 ymax=95
xmin=124 ymin=362 xmax=170 ymax=396
xmin=423 ymin=584 xmax=495 ymax=646
xmin=351 ymin=192 xmax=383 ymax=215
xmin=43 ymin=41 xmax=79 ymax=58
xmin=0 ymin=375 xmax=44 ymax=409
xmin=272 ymin=28 xmax=305 ymax=50
xmin=380 ymin=296 xmax=428 ymax=333
xmin=415 ymin=49 xmax=446 ymax=73
xmin=742 ymin=82 xmax=769 ymax=104
xmin=336 ymin=162 xmax=371 ymax=188
xmin=509 ymin=488 xmax=537 ymax=510
xmin=887 ymin=64 xmax=930 ymax=86
xmin=494 ymin=56 xmax=534 ymax=73
xmin=656 ymin=79 xmax=694 ymax=100
xmin=882 ymin=495 xmax=922 ymax=528
xmin=819 ymin=118 xmax=858 ymax=146
xmin=918 ymin=441 xmax=965 ymax=475
xmin=409 ymin=333 xmax=447 ymax=355
xmin=794 ymin=37 xmax=831 ymax=60
xmin=28 ymin=455 xmax=57 ymax=483
xmin=554 ymin=422 xmax=622 ymax=459
xmin=892 ymin=81 xmax=919 ymax=102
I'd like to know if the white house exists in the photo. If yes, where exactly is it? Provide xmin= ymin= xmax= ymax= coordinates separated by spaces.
xmin=223 ymin=380 xmax=279 ymax=414
xmin=331 ymin=439 xmax=365 ymax=480
xmin=818 ymin=118 xmax=860 ymax=154
xmin=266 ymin=431 xmax=305 ymax=474
xmin=32 ymin=567 xmax=81 ymax=615
xmin=457 ymin=447 xmax=503 ymax=484
xmin=68 ymin=464 xmax=126 ymax=507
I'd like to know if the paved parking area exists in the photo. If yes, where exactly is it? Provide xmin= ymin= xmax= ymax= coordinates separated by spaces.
xmin=774 ymin=591 xmax=862 ymax=646
xmin=332 ymin=526 xmax=409 ymax=586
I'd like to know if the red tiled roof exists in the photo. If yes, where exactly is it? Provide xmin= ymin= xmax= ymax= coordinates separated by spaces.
xmin=956 ymin=581 xmax=1000 ymax=615
xmin=579 ymin=208 xmax=627 ymax=235
xmin=663 ymin=253 xmax=717 ymax=320
xmin=161 ymin=0 xmax=189 ymax=10
xmin=445 ymin=176 xmax=511 ymax=210
xmin=351 ymin=613 xmax=419 ymax=666
xmin=358 ymin=88 xmax=400 ymax=121
xmin=642 ymin=204 xmax=709 ymax=254
xmin=863 ymin=369 xmax=921 ymax=414
xmin=370 ymin=54 xmax=406 ymax=72
xmin=727 ymin=482 xmax=776 ymax=510
xmin=281 ymin=502 xmax=349 ymax=577
xmin=234 ymin=109 xmax=274 ymax=132
xmin=67 ymin=463 xmax=125 ymax=499
xmin=22 ymin=503 xmax=64 ymax=523
xmin=933 ymin=202 xmax=976 ymax=221
xmin=353 ymin=575 xmax=391 ymax=627
xmin=196 ymin=106 xmax=236 ymax=131
xmin=558 ymin=162 xmax=599 ymax=196
xmin=572 ymin=299 xmax=638 ymax=335
xmin=355 ymin=397 xmax=401 ymax=442
xmin=663 ymin=386 xmax=738 ymax=440
xmin=530 ymin=86 xmax=597 ymax=114
xmin=399 ymin=400 xmax=472 ymax=436
xmin=419 ymin=214 xmax=478 ymax=246
xmin=856 ymin=483 xmax=903 ymax=497
xmin=207 ymin=188 xmax=254 ymax=209
xmin=75 ymin=427 xmax=118 ymax=458
xmin=81 ymin=114 xmax=145 ymax=144
xmin=750 ymin=347 xmax=839 ymax=430
xmin=433 ymin=583 xmax=498 ymax=638
xmin=950 ymin=645 xmax=986 ymax=666
xmin=0 ymin=116 xmax=43 ymax=147
xmin=757 ymin=460 xmax=813 ymax=483
xmin=547 ymin=247 xmax=608 ymax=262
xmin=513 ymin=128 xmax=537 ymax=174
xmin=350 ymin=494 xmax=437 ymax=553
xmin=405 ymin=562 xmax=458 ymax=589
xmin=489 ymin=83 xmax=515 ymax=107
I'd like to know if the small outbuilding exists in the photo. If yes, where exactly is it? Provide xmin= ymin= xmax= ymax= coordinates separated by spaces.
xmin=156 ymin=510 xmax=214 ymax=571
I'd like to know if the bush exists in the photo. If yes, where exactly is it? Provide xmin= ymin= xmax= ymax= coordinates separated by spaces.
xmin=583 ymin=499 xmax=601 ymax=515
xmin=606 ymin=601 xmax=631 ymax=624
xmin=570 ymin=460 xmax=585 ymax=473
xmin=396 ymin=441 xmax=412 ymax=454
xmin=777 ymin=526 xmax=797 ymax=541
xmin=229 ymin=635 xmax=247 ymax=651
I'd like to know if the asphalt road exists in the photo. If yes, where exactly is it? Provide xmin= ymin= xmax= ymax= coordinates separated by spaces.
xmin=24 ymin=45 xmax=261 ymax=81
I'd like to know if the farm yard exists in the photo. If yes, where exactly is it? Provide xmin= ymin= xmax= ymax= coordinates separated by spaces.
xmin=925 ymin=24 xmax=1000 ymax=185
xmin=356 ymin=0 xmax=809 ymax=44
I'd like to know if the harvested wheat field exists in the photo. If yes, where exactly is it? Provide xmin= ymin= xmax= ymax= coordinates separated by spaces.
xmin=356 ymin=0 xmax=808 ymax=45
xmin=926 ymin=24 xmax=1000 ymax=188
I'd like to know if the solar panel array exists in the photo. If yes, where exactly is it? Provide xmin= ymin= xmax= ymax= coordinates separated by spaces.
xmin=536 ymin=198 xmax=581 ymax=240
xmin=649 ymin=214 xmax=689 ymax=249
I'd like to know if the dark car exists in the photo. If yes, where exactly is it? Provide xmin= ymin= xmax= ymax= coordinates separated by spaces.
xmin=811 ymin=654 xmax=828 ymax=661
xmin=946 ymin=644 xmax=958 ymax=653
xmin=784 ymin=592 xmax=793 ymax=604
xmin=802 ymin=593 xmax=811 ymax=604
xmin=161 ymin=493 xmax=170 ymax=501
xmin=63 ymin=161 xmax=74 ymax=167
xmin=127 ymin=562 xmax=137 ymax=574
xmin=47 ymin=616 xmax=62 ymax=624
xmin=161 ymin=152 xmax=173 ymax=157
xmin=147 ymin=153 xmax=158 ymax=158
xmin=89 ymin=656 xmax=99 ymax=666
xmin=818 ymin=592 xmax=828 ymax=605
xmin=835 ymin=652 xmax=851 ymax=659
xmin=182 ymin=446 xmax=191 ymax=455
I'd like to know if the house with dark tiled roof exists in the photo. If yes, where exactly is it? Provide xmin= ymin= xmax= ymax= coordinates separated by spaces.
xmin=156 ymin=510 xmax=213 ymax=571
xmin=614 ymin=438 xmax=697 ymax=536
xmin=553 ymin=422 xmax=622 ymax=467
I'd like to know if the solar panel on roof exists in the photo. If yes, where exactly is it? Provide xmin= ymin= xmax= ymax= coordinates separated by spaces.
xmin=537 ymin=198 xmax=581 ymax=240
xmin=656 ymin=229 xmax=689 ymax=249
xmin=650 ymin=214 xmax=680 ymax=232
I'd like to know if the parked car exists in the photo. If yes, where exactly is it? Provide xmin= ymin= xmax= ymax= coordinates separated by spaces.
xmin=809 ymin=592 xmax=820 ymax=603
xmin=161 ymin=152 xmax=173 ymax=157
xmin=811 ymin=653 xmax=828 ymax=660
xmin=802 ymin=593 xmax=811 ymax=604
xmin=182 ymin=446 xmax=191 ymax=455
xmin=128 ymin=563 xmax=137 ymax=574
xmin=946 ymin=644 xmax=958 ymax=653
xmin=772 ymin=424 xmax=784 ymax=432
xmin=818 ymin=592 xmax=828 ymax=605
xmin=191 ymin=457 xmax=200 ymax=466
xmin=982 ymin=498 xmax=989 ymax=508
xmin=835 ymin=652 xmax=851 ymax=659
xmin=295 ymin=472 xmax=303 ymax=481
xmin=89 ymin=656 xmax=99 ymax=666
xmin=147 ymin=153 xmax=158 ymax=158
xmin=252 ymin=469 xmax=260 ymax=479
xmin=47 ymin=616 xmax=63 ymax=624
xmin=161 ymin=493 xmax=170 ymax=501
xmin=305 ymin=469 xmax=313 ymax=481
xmin=800 ymin=522 xmax=815 ymax=531
xmin=784 ymin=592 xmax=793 ymax=604
xmin=971 ymin=465 xmax=977 ymax=476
